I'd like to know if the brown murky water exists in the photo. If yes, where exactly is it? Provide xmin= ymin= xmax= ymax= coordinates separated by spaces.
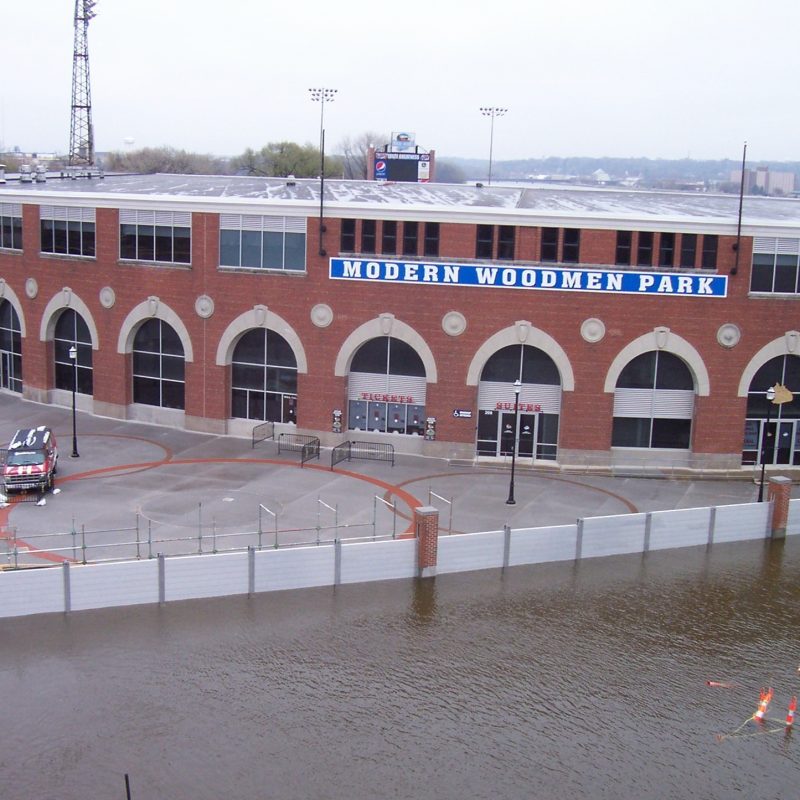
xmin=1 ymin=539 xmax=799 ymax=800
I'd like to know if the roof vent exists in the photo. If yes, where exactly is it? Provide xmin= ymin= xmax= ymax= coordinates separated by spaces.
xmin=19 ymin=165 xmax=33 ymax=183
xmin=0 ymin=164 xmax=5 ymax=184
xmin=286 ymin=174 xmax=296 ymax=186
xmin=34 ymin=165 xmax=47 ymax=183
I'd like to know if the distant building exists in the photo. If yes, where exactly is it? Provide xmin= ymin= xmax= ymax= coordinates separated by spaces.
xmin=732 ymin=167 xmax=796 ymax=196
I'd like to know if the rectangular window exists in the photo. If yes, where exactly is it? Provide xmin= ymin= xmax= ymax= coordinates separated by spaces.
xmin=637 ymin=232 xmax=654 ymax=266
xmin=119 ymin=210 xmax=191 ymax=264
xmin=701 ymin=235 xmax=718 ymax=270
xmin=340 ymin=219 xmax=356 ymax=252
xmin=658 ymin=232 xmax=675 ymax=267
xmin=750 ymin=237 xmax=800 ymax=294
xmin=402 ymin=222 xmax=418 ymax=257
xmin=218 ymin=214 xmax=306 ymax=271
xmin=40 ymin=205 xmax=96 ymax=257
xmin=541 ymin=228 xmax=558 ymax=262
xmin=476 ymin=225 xmax=494 ymax=259
xmin=615 ymin=231 xmax=632 ymax=266
xmin=423 ymin=222 xmax=440 ymax=258
xmin=679 ymin=234 xmax=697 ymax=268
xmin=562 ymin=229 xmax=580 ymax=263
xmin=0 ymin=204 xmax=23 ymax=250
xmin=382 ymin=221 xmax=397 ymax=255
xmin=497 ymin=226 xmax=515 ymax=260
xmin=361 ymin=220 xmax=376 ymax=254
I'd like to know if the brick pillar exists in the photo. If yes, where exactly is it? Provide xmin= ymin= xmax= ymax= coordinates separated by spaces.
xmin=415 ymin=506 xmax=439 ymax=578
xmin=768 ymin=476 xmax=792 ymax=540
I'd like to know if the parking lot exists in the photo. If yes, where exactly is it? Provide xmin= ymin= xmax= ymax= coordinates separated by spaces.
xmin=0 ymin=392 xmax=792 ymax=567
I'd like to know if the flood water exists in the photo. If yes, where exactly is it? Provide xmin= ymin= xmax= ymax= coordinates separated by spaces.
xmin=1 ymin=539 xmax=799 ymax=800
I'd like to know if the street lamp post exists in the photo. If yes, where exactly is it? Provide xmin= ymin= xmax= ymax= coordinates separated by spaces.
xmin=479 ymin=106 xmax=507 ymax=186
xmin=68 ymin=344 xmax=79 ymax=458
xmin=506 ymin=379 xmax=521 ymax=505
xmin=757 ymin=385 xmax=776 ymax=502
xmin=309 ymin=88 xmax=337 ymax=256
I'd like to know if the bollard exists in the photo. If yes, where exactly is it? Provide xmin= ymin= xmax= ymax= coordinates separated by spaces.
xmin=767 ymin=476 xmax=792 ymax=540
xmin=415 ymin=506 xmax=439 ymax=579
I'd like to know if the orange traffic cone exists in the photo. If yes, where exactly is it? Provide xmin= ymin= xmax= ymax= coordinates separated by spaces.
xmin=754 ymin=688 xmax=773 ymax=722
xmin=786 ymin=696 xmax=796 ymax=728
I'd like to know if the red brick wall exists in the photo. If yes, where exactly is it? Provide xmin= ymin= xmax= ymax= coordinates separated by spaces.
xmin=0 ymin=202 xmax=794 ymax=463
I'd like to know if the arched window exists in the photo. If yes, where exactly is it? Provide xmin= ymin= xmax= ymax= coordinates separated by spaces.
xmin=612 ymin=351 xmax=694 ymax=449
xmin=231 ymin=329 xmax=297 ymax=423
xmin=54 ymin=309 xmax=93 ymax=394
xmin=0 ymin=299 xmax=22 ymax=393
xmin=132 ymin=319 xmax=185 ymax=409
xmin=477 ymin=344 xmax=561 ymax=460
xmin=742 ymin=355 xmax=800 ymax=466
xmin=348 ymin=337 xmax=426 ymax=435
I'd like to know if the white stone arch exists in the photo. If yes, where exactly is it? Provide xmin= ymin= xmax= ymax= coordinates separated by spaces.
xmin=215 ymin=305 xmax=308 ymax=372
xmin=604 ymin=327 xmax=710 ymax=395
xmin=0 ymin=279 xmax=27 ymax=337
xmin=116 ymin=296 xmax=194 ymax=361
xmin=333 ymin=313 xmax=437 ymax=382
xmin=737 ymin=331 xmax=800 ymax=397
xmin=39 ymin=287 xmax=100 ymax=348
xmin=465 ymin=321 xmax=575 ymax=390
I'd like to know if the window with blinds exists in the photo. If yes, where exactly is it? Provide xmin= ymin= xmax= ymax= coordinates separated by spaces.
xmin=219 ymin=214 xmax=306 ymax=271
xmin=40 ymin=205 xmax=96 ymax=258
xmin=119 ymin=209 xmax=191 ymax=264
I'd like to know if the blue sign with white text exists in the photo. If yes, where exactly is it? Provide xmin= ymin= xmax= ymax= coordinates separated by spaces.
xmin=329 ymin=258 xmax=728 ymax=297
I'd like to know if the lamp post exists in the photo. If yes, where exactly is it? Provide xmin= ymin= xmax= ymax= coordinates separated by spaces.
xmin=757 ymin=385 xmax=776 ymax=502
xmin=309 ymin=88 xmax=337 ymax=256
xmin=68 ymin=344 xmax=79 ymax=458
xmin=479 ymin=106 xmax=507 ymax=186
xmin=506 ymin=379 xmax=521 ymax=505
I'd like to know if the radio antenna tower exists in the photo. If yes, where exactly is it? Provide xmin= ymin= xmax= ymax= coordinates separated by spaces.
xmin=68 ymin=0 xmax=98 ymax=170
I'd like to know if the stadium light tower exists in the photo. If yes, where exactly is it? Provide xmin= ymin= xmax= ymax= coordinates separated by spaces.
xmin=308 ymin=88 xmax=337 ymax=256
xmin=69 ymin=0 xmax=97 ymax=168
xmin=479 ymin=106 xmax=507 ymax=186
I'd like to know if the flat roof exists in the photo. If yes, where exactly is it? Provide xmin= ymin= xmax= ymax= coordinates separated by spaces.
xmin=2 ymin=173 xmax=800 ymax=232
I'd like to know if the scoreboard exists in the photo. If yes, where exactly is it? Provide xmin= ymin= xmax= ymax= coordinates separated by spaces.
xmin=373 ymin=152 xmax=431 ymax=183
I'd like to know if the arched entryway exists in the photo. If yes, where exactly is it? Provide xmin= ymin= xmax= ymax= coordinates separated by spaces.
xmin=476 ymin=344 xmax=561 ymax=461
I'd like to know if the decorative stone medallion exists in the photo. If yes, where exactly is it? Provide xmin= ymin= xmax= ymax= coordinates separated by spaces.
xmin=442 ymin=311 xmax=467 ymax=337
xmin=311 ymin=303 xmax=334 ymax=328
xmin=195 ymin=294 xmax=215 ymax=319
xmin=717 ymin=323 xmax=741 ymax=349
xmin=580 ymin=317 xmax=606 ymax=343
xmin=99 ymin=286 xmax=116 ymax=309
xmin=24 ymin=277 xmax=38 ymax=299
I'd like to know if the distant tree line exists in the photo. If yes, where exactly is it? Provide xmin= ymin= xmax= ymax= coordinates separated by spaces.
xmin=99 ymin=134 xmax=468 ymax=184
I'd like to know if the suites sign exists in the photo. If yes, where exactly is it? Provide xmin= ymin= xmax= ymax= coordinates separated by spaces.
xmin=330 ymin=258 xmax=728 ymax=297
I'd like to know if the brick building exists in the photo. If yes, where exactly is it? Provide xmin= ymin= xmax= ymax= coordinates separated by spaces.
xmin=0 ymin=174 xmax=798 ymax=472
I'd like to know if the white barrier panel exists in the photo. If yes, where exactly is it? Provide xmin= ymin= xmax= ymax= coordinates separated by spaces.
xmin=581 ymin=513 xmax=647 ymax=558
xmin=254 ymin=546 xmax=336 ymax=592
xmin=0 ymin=567 xmax=64 ymax=618
xmin=788 ymin=498 xmax=800 ymax=536
xmin=340 ymin=539 xmax=417 ymax=584
xmin=714 ymin=503 xmax=769 ymax=543
xmin=438 ymin=530 xmax=505 ymax=575
xmin=166 ymin=552 xmax=248 ymax=602
xmin=71 ymin=560 xmax=159 ymax=611
xmin=649 ymin=507 xmax=712 ymax=551
xmin=510 ymin=524 xmax=578 ymax=566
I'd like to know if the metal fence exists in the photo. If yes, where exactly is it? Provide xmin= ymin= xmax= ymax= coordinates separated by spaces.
xmin=251 ymin=421 xmax=275 ymax=449
xmin=0 ymin=496 xmax=404 ymax=569
xmin=331 ymin=440 xmax=395 ymax=469
xmin=277 ymin=433 xmax=320 ymax=466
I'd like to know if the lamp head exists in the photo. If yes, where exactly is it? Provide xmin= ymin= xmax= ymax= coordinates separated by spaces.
xmin=766 ymin=386 xmax=776 ymax=401
xmin=513 ymin=378 xmax=521 ymax=395
xmin=69 ymin=345 xmax=77 ymax=360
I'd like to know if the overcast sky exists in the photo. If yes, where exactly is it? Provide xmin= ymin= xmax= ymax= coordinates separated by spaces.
xmin=3 ymin=0 xmax=799 ymax=164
